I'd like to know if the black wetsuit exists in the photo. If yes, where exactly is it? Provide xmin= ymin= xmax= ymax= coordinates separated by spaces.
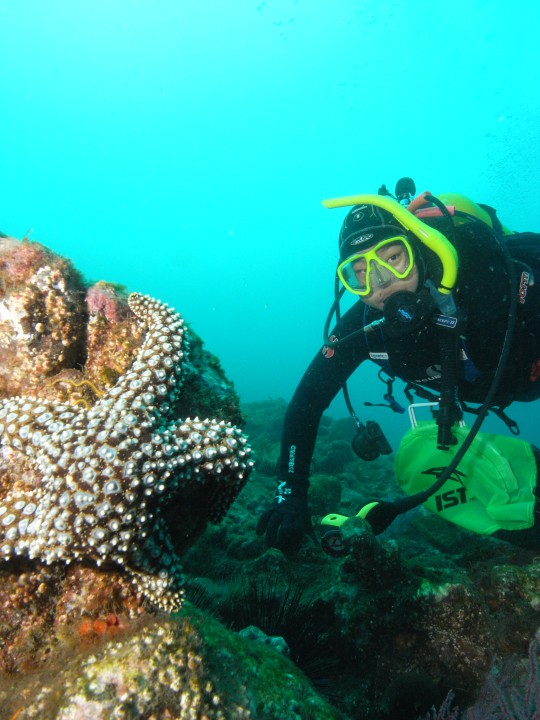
xmin=277 ymin=224 xmax=540 ymax=499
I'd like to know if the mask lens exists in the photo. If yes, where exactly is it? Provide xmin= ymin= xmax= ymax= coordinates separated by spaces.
xmin=338 ymin=237 xmax=413 ymax=296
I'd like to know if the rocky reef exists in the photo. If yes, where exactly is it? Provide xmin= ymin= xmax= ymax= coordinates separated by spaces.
xmin=182 ymin=399 xmax=540 ymax=719
xmin=0 ymin=236 xmax=346 ymax=719
xmin=1 ymin=607 xmax=345 ymax=720
xmin=3 ymin=234 xmax=540 ymax=720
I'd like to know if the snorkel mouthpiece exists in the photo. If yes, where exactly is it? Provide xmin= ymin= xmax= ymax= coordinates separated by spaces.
xmin=324 ymin=194 xmax=459 ymax=302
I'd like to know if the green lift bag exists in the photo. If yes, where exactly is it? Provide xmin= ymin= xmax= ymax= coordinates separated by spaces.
xmin=395 ymin=422 xmax=537 ymax=535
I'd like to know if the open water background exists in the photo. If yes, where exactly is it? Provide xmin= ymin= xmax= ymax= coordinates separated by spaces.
xmin=1 ymin=0 xmax=540 ymax=447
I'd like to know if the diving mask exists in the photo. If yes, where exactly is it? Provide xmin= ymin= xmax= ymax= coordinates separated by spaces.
xmin=337 ymin=236 xmax=414 ymax=297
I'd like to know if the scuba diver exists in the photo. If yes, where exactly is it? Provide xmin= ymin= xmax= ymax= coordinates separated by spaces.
xmin=257 ymin=178 xmax=540 ymax=554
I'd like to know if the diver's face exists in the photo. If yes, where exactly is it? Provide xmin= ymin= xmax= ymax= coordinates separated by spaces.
xmin=353 ymin=241 xmax=419 ymax=311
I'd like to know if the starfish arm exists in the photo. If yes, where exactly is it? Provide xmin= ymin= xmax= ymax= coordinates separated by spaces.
xmin=0 ymin=396 xmax=84 ymax=466
xmin=128 ymin=567 xmax=185 ymax=613
xmin=159 ymin=418 xmax=253 ymax=520
xmin=0 ymin=485 xmax=50 ymax=560
xmin=126 ymin=516 xmax=185 ymax=612
xmin=90 ymin=294 xmax=187 ymax=430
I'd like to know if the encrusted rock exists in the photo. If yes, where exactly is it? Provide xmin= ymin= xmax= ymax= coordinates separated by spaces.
xmin=0 ymin=609 xmax=347 ymax=719
xmin=0 ymin=238 xmax=87 ymax=398
xmin=0 ymin=237 xmax=286 ymax=720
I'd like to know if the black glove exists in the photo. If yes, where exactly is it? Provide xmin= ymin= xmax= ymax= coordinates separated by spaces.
xmin=256 ymin=496 xmax=312 ymax=553
xmin=361 ymin=500 xmax=400 ymax=535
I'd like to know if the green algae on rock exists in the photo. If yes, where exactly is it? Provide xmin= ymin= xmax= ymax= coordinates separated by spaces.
xmin=0 ymin=608 xmax=349 ymax=720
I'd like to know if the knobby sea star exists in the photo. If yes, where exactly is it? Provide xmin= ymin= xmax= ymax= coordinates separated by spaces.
xmin=0 ymin=293 xmax=252 ymax=611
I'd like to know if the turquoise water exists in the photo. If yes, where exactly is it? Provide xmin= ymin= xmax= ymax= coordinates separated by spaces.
xmin=1 ymin=1 xmax=540 ymax=447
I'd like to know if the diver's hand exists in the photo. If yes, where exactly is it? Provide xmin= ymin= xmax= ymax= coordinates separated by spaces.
xmin=256 ymin=496 xmax=312 ymax=553
xmin=361 ymin=500 xmax=400 ymax=535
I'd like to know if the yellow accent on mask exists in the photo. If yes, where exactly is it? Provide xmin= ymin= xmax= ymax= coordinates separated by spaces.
xmin=337 ymin=236 xmax=415 ymax=297
xmin=323 ymin=194 xmax=459 ymax=294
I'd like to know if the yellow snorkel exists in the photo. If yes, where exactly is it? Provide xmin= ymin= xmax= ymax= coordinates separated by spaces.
xmin=323 ymin=194 xmax=459 ymax=299
xmin=321 ymin=190 xmax=462 ymax=464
